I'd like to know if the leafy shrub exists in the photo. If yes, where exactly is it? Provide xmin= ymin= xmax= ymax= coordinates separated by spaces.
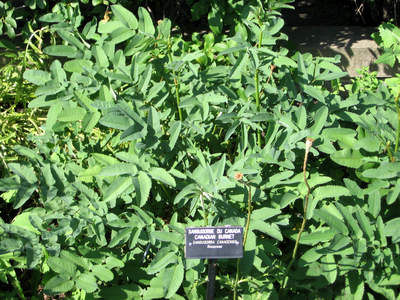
xmin=1 ymin=2 xmax=400 ymax=300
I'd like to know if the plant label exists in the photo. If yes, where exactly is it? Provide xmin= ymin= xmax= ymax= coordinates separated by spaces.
xmin=185 ymin=226 xmax=243 ymax=259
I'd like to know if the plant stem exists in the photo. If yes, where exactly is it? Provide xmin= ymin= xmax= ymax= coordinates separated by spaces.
xmin=386 ymin=141 xmax=394 ymax=162
xmin=280 ymin=138 xmax=314 ymax=294
xmin=255 ymin=26 xmax=263 ymax=148
xmin=394 ymin=91 xmax=400 ymax=154
xmin=233 ymin=175 xmax=252 ymax=300
xmin=255 ymin=69 xmax=261 ymax=148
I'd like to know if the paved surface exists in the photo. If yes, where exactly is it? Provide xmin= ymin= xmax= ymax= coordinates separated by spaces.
xmin=282 ymin=26 xmax=400 ymax=78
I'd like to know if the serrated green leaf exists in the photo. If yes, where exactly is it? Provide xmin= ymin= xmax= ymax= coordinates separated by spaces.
xmin=387 ymin=178 xmax=400 ymax=205
xmin=44 ymin=45 xmax=77 ymax=57
xmin=58 ymin=107 xmax=87 ymax=122
xmin=92 ymin=153 xmax=119 ymax=166
xmin=251 ymin=208 xmax=281 ymax=220
xmin=99 ymin=283 xmax=141 ymax=299
xmin=139 ymin=64 xmax=152 ymax=94
xmin=82 ymin=111 xmax=101 ymax=133
xmin=111 ymin=5 xmax=138 ymax=29
xmin=104 ymin=71 xmax=133 ymax=84
xmin=43 ymin=275 xmax=74 ymax=296
xmin=78 ymin=165 xmax=103 ymax=182
xmin=57 ymin=29 xmax=85 ymax=51
xmin=297 ymin=229 xmax=336 ymax=245
xmin=314 ymin=209 xmax=349 ymax=235
xmin=74 ymin=91 xmax=97 ymax=113
xmin=331 ymin=149 xmax=364 ymax=168
xmin=75 ymin=273 xmax=98 ymax=293
xmin=132 ymin=171 xmax=151 ymax=207
xmin=0 ymin=177 xmax=20 ymax=191
xmin=225 ymin=119 xmax=240 ymax=142
xmin=1 ymin=224 xmax=41 ymax=268
xmin=149 ymin=167 xmax=176 ymax=187
xmin=315 ymin=71 xmax=348 ymax=81
xmin=99 ymin=163 xmax=138 ymax=176
xmin=354 ymin=136 xmax=382 ymax=152
xmin=151 ymin=230 xmax=184 ymax=245
xmin=355 ymin=205 xmax=374 ymax=240
xmin=362 ymin=162 xmax=400 ymax=179
xmin=91 ymin=44 xmax=108 ymax=68
xmin=61 ymin=250 xmax=92 ymax=272
xmin=230 ymin=51 xmax=248 ymax=80
xmin=0 ymin=238 xmax=23 ymax=254
xmin=99 ymin=115 xmax=133 ymax=130
xmin=321 ymin=254 xmax=337 ymax=284
xmin=147 ymin=106 xmax=161 ymax=135
xmin=40 ymin=13 xmax=65 ymax=23
xmin=208 ymin=8 xmax=222 ymax=35
xmin=146 ymin=81 xmax=166 ymax=102
xmin=23 ymin=69 xmax=51 ymax=85
xmin=384 ymin=217 xmax=400 ymax=237
xmin=163 ymin=261 xmax=184 ymax=298
xmin=299 ymin=246 xmax=324 ymax=267
xmin=310 ymin=106 xmax=328 ymax=134
xmin=103 ymin=175 xmax=134 ymax=203
xmin=297 ymin=52 xmax=308 ymax=87
xmin=313 ymin=185 xmax=350 ymax=202
xmin=168 ymin=121 xmax=181 ymax=150
xmin=376 ymin=216 xmax=387 ymax=247
xmin=367 ymin=190 xmax=381 ymax=218
xmin=280 ymin=191 xmax=300 ymax=209
xmin=14 ymin=181 xmax=38 ymax=209
xmin=108 ymin=227 xmax=132 ymax=247
xmin=138 ymin=7 xmax=155 ymax=35
xmin=335 ymin=202 xmax=363 ymax=239
xmin=147 ymin=248 xmax=177 ymax=274
xmin=47 ymin=257 xmax=77 ymax=277
xmin=109 ymin=26 xmax=136 ymax=44
xmin=322 ymin=127 xmax=357 ymax=147
xmin=303 ymin=85 xmax=325 ymax=102
xmin=13 ymin=213 xmax=41 ymax=234
xmin=250 ymin=219 xmax=282 ymax=241
xmin=346 ymin=270 xmax=365 ymax=299
xmin=173 ymin=183 xmax=199 ymax=205
xmin=327 ymin=233 xmax=352 ymax=254
xmin=91 ymin=264 xmax=114 ymax=282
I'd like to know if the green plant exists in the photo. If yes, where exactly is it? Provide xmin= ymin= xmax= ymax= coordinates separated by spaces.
xmin=187 ymin=0 xmax=294 ymax=35
xmin=1 ymin=2 xmax=400 ymax=300
xmin=0 ymin=33 xmax=48 ymax=177
xmin=345 ymin=66 xmax=380 ymax=95
xmin=372 ymin=22 xmax=400 ymax=156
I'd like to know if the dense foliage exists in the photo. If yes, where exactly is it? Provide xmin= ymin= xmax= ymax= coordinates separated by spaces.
xmin=1 ymin=0 xmax=400 ymax=299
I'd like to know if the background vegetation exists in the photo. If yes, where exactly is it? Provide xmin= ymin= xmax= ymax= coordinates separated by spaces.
xmin=0 ymin=0 xmax=400 ymax=299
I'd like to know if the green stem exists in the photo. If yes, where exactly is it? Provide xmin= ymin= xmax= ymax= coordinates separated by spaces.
xmin=233 ymin=183 xmax=252 ymax=300
xmin=255 ymin=69 xmax=261 ymax=148
xmin=386 ymin=141 xmax=394 ymax=162
xmin=280 ymin=138 xmax=314 ymax=294
xmin=174 ymin=75 xmax=183 ymax=122
xmin=395 ymin=91 xmax=400 ymax=153
xmin=255 ymin=28 xmax=263 ymax=148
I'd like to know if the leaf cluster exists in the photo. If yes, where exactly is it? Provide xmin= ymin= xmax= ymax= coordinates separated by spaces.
xmin=0 ymin=1 xmax=400 ymax=300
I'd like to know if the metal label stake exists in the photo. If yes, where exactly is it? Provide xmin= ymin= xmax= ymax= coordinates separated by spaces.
xmin=207 ymin=259 xmax=217 ymax=300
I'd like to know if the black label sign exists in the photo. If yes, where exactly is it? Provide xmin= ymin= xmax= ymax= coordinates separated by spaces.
xmin=185 ymin=226 xmax=243 ymax=259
